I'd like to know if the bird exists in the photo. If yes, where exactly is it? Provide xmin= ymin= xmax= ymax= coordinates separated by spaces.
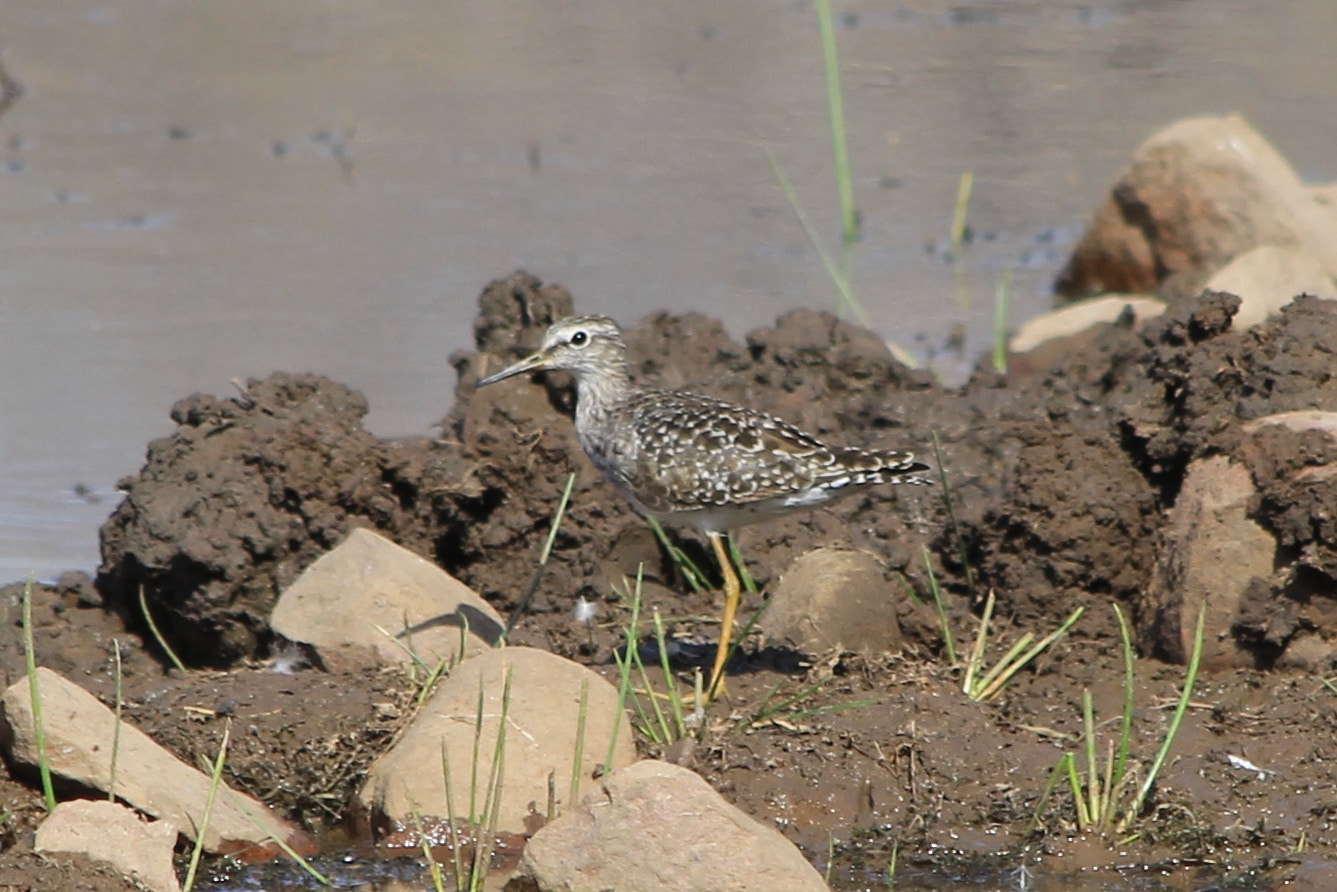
xmin=476 ymin=314 xmax=930 ymax=701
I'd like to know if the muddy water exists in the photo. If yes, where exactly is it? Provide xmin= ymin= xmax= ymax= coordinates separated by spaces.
xmin=2 ymin=0 xmax=1335 ymax=581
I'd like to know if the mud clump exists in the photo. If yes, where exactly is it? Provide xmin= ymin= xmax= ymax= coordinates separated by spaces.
xmin=95 ymin=373 xmax=391 ymax=663
xmin=963 ymin=291 xmax=1337 ymax=663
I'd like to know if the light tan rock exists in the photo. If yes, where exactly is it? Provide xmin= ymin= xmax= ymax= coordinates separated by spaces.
xmin=519 ymin=759 xmax=829 ymax=892
xmin=1243 ymin=411 xmax=1337 ymax=483
xmin=1243 ymin=410 xmax=1337 ymax=439
xmin=1148 ymin=456 xmax=1275 ymax=667
xmin=357 ymin=646 xmax=636 ymax=835
xmin=1204 ymin=245 xmax=1336 ymax=328
xmin=1057 ymin=114 xmax=1337 ymax=298
xmin=271 ymin=527 xmax=503 ymax=671
xmin=1009 ymin=295 xmax=1165 ymax=354
xmin=0 ymin=668 xmax=310 ymax=857
xmin=759 ymin=547 xmax=901 ymax=655
xmin=1314 ymin=182 xmax=1337 ymax=208
xmin=35 ymin=799 xmax=181 ymax=892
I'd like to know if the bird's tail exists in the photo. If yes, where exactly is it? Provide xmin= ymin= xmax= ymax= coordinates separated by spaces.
xmin=875 ymin=450 xmax=933 ymax=486
xmin=835 ymin=448 xmax=934 ymax=487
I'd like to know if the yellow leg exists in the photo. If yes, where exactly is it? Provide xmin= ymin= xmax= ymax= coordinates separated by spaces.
xmin=706 ymin=531 xmax=741 ymax=702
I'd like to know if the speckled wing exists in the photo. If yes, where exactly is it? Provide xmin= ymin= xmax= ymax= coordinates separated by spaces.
xmin=616 ymin=390 xmax=928 ymax=513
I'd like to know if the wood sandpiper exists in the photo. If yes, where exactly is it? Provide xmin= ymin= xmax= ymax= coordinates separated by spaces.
xmin=477 ymin=314 xmax=930 ymax=700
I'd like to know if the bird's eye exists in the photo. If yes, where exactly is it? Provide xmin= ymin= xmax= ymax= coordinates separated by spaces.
xmin=569 ymin=330 xmax=589 ymax=347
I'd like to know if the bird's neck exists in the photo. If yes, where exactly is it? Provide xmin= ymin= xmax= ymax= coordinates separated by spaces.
xmin=574 ymin=365 xmax=633 ymax=426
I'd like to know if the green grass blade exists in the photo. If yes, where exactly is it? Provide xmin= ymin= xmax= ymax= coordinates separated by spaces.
xmin=1099 ymin=737 xmax=1117 ymax=830
xmin=1081 ymin=690 xmax=1100 ymax=826
xmin=505 ymin=472 xmax=577 ymax=639
xmin=950 ymin=171 xmax=974 ymax=257
xmin=232 ymin=796 xmax=330 ymax=886
xmin=22 ymin=581 xmax=56 ymax=812
xmin=469 ymin=677 xmax=484 ymax=824
xmin=974 ymin=606 xmax=1084 ymax=701
xmin=1124 ymin=600 xmax=1206 ymax=828
xmin=647 ymin=516 xmax=708 ymax=593
xmin=138 ymin=585 xmax=186 ymax=672
xmin=569 ymin=675 xmax=590 ymax=811
xmin=993 ymin=267 xmax=1012 ymax=375
xmin=765 ymin=149 xmax=869 ymax=327
xmin=182 ymin=722 xmax=230 ymax=892
xmin=1029 ymin=752 xmax=1071 ymax=832
xmin=605 ymin=572 xmax=644 ymax=770
xmin=726 ymin=536 xmax=758 ymax=595
xmin=109 ymin=639 xmax=123 ymax=804
xmin=440 ymin=741 xmax=466 ymax=891
xmin=921 ymin=547 xmax=957 ymax=664
xmin=1065 ymin=750 xmax=1090 ymax=830
xmin=963 ymin=589 xmax=995 ymax=696
xmin=471 ymin=667 xmax=513 ymax=890
xmin=651 ymin=609 xmax=688 ymax=740
xmin=970 ymin=633 xmax=1033 ymax=700
xmin=410 ymin=807 xmax=447 ymax=892
xmin=1111 ymin=603 xmax=1136 ymax=794
xmin=816 ymin=0 xmax=858 ymax=250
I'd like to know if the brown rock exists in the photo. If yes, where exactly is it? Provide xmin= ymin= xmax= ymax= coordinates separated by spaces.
xmin=0 ymin=668 xmax=311 ymax=858
xmin=35 ymin=800 xmax=180 ymax=892
xmin=760 ymin=547 xmax=901 ymax=655
xmin=518 ymin=759 xmax=829 ymax=892
xmin=357 ymin=646 xmax=636 ymax=836
xmin=1057 ymin=114 xmax=1337 ymax=298
xmin=1147 ymin=456 xmax=1275 ymax=667
xmin=271 ymin=527 xmax=503 ymax=671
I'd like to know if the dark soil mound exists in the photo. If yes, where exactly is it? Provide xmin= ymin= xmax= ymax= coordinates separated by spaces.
xmin=96 ymin=274 xmax=1337 ymax=675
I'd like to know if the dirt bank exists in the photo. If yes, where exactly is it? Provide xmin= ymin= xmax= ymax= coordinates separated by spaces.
xmin=3 ymin=272 xmax=1336 ymax=889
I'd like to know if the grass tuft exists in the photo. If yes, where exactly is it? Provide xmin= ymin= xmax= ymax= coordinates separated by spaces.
xmin=1031 ymin=602 xmax=1206 ymax=836
xmin=962 ymin=590 xmax=1083 ymax=702
xmin=432 ymin=667 xmax=514 ymax=891
xmin=612 ymin=567 xmax=694 ymax=746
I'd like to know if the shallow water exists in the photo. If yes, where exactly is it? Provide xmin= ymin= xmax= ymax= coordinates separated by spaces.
xmin=2 ymin=0 xmax=1335 ymax=581
xmin=193 ymin=846 xmax=1265 ymax=892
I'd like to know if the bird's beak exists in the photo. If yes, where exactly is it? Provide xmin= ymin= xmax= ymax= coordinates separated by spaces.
xmin=476 ymin=348 xmax=555 ymax=387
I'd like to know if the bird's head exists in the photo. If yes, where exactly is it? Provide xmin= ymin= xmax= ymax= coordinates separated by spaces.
xmin=477 ymin=315 xmax=629 ymax=387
